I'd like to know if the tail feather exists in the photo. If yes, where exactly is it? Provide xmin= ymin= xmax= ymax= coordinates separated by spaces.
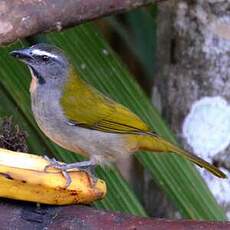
xmin=137 ymin=134 xmax=226 ymax=178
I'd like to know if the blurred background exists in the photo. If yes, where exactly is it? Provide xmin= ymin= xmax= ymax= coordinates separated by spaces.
xmin=0 ymin=0 xmax=229 ymax=220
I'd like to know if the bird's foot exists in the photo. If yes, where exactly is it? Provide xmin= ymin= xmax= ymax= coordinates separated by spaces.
xmin=44 ymin=156 xmax=97 ymax=188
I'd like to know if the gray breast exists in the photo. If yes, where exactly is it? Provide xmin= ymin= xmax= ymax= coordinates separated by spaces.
xmin=30 ymin=86 xmax=129 ymax=165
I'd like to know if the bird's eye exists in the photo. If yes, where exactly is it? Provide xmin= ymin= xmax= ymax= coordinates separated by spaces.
xmin=41 ymin=55 xmax=49 ymax=61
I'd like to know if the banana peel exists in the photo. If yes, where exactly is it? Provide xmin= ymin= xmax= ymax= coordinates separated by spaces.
xmin=0 ymin=148 xmax=106 ymax=205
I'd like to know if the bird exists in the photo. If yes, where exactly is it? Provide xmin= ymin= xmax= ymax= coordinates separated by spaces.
xmin=10 ymin=43 xmax=226 ymax=186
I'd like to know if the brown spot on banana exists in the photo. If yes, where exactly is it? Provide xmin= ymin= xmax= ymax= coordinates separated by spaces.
xmin=0 ymin=172 xmax=13 ymax=180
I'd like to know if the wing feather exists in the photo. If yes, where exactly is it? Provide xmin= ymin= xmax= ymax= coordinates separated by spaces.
xmin=60 ymin=68 xmax=152 ymax=134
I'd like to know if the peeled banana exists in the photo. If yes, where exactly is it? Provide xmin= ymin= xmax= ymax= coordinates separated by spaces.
xmin=0 ymin=148 xmax=106 ymax=205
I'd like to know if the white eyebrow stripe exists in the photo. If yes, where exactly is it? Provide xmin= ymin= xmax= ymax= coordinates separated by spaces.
xmin=32 ymin=49 xmax=58 ymax=59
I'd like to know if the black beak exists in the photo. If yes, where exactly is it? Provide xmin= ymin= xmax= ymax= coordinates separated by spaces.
xmin=10 ymin=48 xmax=32 ymax=61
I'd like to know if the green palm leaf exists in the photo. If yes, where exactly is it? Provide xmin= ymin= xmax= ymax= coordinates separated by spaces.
xmin=0 ymin=21 xmax=225 ymax=220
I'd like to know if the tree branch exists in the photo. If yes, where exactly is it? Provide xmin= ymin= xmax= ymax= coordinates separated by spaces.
xmin=0 ymin=201 xmax=229 ymax=229
xmin=0 ymin=0 xmax=159 ymax=46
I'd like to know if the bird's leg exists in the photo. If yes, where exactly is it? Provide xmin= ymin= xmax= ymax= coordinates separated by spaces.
xmin=58 ymin=160 xmax=97 ymax=185
xmin=44 ymin=156 xmax=97 ymax=187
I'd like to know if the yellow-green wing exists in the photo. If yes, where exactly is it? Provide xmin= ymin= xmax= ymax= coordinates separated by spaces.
xmin=60 ymin=68 xmax=151 ymax=134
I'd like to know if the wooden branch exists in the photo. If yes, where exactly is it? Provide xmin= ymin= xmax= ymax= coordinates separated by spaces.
xmin=0 ymin=202 xmax=229 ymax=229
xmin=0 ymin=0 xmax=158 ymax=46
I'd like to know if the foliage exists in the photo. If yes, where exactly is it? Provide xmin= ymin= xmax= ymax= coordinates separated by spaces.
xmin=0 ymin=12 xmax=225 ymax=219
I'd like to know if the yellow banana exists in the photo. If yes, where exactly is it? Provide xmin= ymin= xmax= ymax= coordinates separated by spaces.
xmin=0 ymin=148 xmax=106 ymax=205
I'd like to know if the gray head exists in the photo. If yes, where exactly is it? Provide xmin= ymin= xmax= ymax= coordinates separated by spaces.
xmin=10 ymin=43 xmax=69 ymax=87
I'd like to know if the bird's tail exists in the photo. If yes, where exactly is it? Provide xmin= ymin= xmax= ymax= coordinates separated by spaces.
xmin=135 ymin=134 xmax=226 ymax=178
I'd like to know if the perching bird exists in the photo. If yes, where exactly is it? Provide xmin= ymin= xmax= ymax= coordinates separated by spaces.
xmin=10 ymin=43 xmax=226 ymax=186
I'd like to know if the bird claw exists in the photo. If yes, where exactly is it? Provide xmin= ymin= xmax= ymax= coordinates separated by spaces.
xmin=43 ymin=156 xmax=97 ymax=188
xmin=44 ymin=156 xmax=72 ymax=187
xmin=60 ymin=170 xmax=72 ymax=188
xmin=44 ymin=156 xmax=63 ymax=171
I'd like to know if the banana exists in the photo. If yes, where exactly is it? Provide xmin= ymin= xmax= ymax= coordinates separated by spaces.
xmin=0 ymin=148 xmax=106 ymax=205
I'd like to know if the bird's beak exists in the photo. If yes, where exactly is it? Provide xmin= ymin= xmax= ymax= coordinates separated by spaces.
xmin=10 ymin=48 xmax=32 ymax=62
